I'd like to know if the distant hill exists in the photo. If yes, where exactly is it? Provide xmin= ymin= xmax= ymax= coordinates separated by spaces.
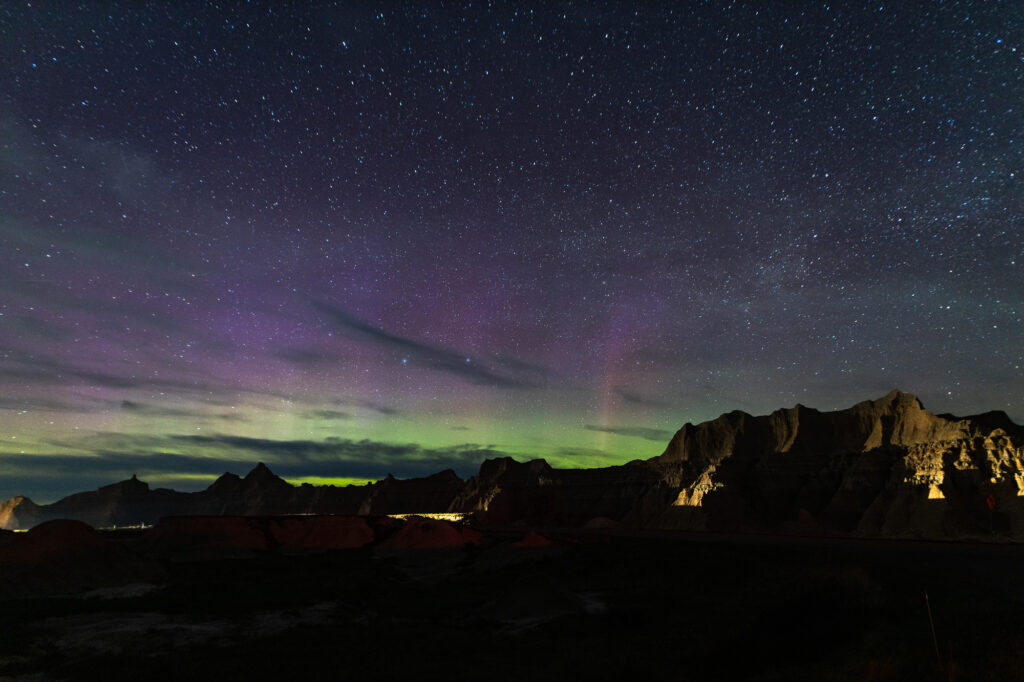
xmin=3 ymin=390 xmax=1022 ymax=540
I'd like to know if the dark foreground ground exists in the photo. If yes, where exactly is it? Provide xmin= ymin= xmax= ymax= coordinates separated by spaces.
xmin=2 ymin=526 xmax=1023 ymax=681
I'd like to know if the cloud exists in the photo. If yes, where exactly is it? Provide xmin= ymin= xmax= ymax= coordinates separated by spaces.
xmin=547 ymin=446 xmax=624 ymax=469
xmin=304 ymin=409 xmax=352 ymax=420
xmin=491 ymin=353 xmax=556 ymax=379
xmin=311 ymin=300 xmax=547 ymax=389
xmin=119 ymin=400 xmax=246 ymax=422
xmin=277 ymin=347 xmax=339 ymax=367
xmin=0 ymin=350 xmax=294 ymax=407
xmin=2 ymin=452 xmax=231 ymax=480
xmin=584 ymin=424 xmax=674 ymax=442
xmin=614 ymin=387 xmax=672 ymax=409
xmin=335 ymin=399 xmax=400 ymax=416
xmin=0 ymin=351 xmax=211 ymax=393
xmin=0 ymin=452 xmax=254 ymax=502
xmin=0 ymin=396 xmax=243 ymax=422
xmin=0 ymin=397 xmax=95 ymax=413
xmin=1 ymin=436 xmax=517 ymax=502
xmin=1 ymin=361 xmax=144 ymax=390
xmin=159 ymin=433 xmax=509 ymax=479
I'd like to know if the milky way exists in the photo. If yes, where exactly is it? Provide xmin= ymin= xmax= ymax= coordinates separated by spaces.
xmin=1 ymin=2 xmax=1021 ymax=501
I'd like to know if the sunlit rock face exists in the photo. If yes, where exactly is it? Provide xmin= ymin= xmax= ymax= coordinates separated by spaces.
xmin=657 ymin=390 xmax=971 ymax=467
xmin=0 ymin=496 xmax=43 ymax=531
xmin=653 ymin=390 xmax=1024 ymax=539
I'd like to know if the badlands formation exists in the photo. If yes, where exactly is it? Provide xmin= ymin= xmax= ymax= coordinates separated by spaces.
xmin=3 ymin=390 xmax=1022 ymax=540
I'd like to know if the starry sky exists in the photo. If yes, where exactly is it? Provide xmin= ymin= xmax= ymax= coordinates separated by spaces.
xmin=1 ymin=2 xmax=1022 ymax=503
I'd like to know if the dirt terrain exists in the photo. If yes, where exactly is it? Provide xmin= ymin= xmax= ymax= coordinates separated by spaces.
xmin=1 ymin=517 xmax=1022 ymax=681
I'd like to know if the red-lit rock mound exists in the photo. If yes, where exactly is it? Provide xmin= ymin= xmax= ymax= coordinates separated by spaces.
xmin=0 ymin=520 xmax=162 ymax=599
xmin=267 ymin=515 xmax=375 ymax=551
xmin=144 ymin=515 xmax=377 ymax=560
xmin=381 ymin=516 xmax=482 ymax=550
xmin=144 ymin=516 xmax=270 ymax=560
xmin=0 ymin=519 xmax=107 ymax=566
xmin=512 ymin=531 xmax=553 ymax=547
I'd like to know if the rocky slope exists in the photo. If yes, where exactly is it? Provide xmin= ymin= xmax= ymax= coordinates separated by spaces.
xmin=0 ymin=496 xmax=43 ymax=531
xmin=2 ymin=390 xmax=1021 ymax=540
xmin=651 ymin=390 xmax=1024 ymax=537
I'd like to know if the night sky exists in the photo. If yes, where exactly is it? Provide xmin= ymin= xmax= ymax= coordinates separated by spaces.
xmin=2 ymin=2 xmax=1022 ymax=503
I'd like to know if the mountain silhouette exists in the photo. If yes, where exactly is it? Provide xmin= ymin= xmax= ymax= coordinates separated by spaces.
xmin=3 ymin=391 xmax=1021 ymax=540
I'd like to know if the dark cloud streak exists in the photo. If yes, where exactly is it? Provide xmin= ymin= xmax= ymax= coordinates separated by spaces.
xmin=304 ymin=409 xmax=352 ymax=420
xmin=311 ymin=300 xmax=547 ymax=389
xmin=0 ymin=435 xmax=516 ymax=502
xmin=614 ymin=387 xmax=672 ymax=409
xmin=584 ymin=424 xmax=674 ymax=442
